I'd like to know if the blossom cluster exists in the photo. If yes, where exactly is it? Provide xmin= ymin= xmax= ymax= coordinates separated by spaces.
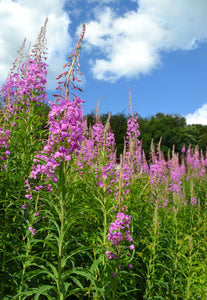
xmin=26 ymin=96 xmax=85 ymax=198
xmin=168 ymin=154 xmax=185 ymax=199
xmin=48 ymin=96 xmax=84 ymax=156
xmin=1 ymin=58 xmax=47 ymax=119
xmin=121 ymin=116 xmax=142 ymax=186
xmin=77 ymin=117 xmax=117 ymax=189
xmin=186 ymin=146 xmax=207 ymax=180
xmin=107 ymin=212 xmax=133 ymax=247
xmin=106 ymin=212 xmax=134 ymax=273
xmin=0 ymin=128 xmax=10 ymax=170
xmin=1 ymin=19 xmax=48 ymax=119
xmin=149 ymin=159 xmax=167 ymax=186
xmin=126 ymin=116 xmax=140 ymax=140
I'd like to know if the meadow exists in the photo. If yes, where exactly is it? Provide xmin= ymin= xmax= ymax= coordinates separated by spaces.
xmin=0 ymin=21 xmax=206 ymax=300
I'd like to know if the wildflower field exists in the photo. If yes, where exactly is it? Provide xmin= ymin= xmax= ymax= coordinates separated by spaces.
xmin=0 ymin=22 xmax=207 ymax=300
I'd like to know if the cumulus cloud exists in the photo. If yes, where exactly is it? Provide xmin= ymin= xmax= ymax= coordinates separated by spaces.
xmin=0 ymin=0 xmax=72 ymax=89
xmin=87 ymin=0 xmax=119 ymax=3
xmin=84 ymin=0 xmax=207 ymax=81
xmin=185 ymin=103 xmax=207 ymax=125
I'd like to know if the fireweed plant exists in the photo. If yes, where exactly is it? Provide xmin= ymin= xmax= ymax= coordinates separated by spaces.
xmin=0 ymin=21 xmax=207 ymax=300
xmin=16 ymin=23 xmax=100 ymax=300
xmin=0 ymin=19 xmax=49 ymax=298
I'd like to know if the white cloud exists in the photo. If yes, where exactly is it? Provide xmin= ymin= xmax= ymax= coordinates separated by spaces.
xmin=87 ymin=0 xmax=119 ymax=3
xmin=0 ymin=0 xmax=72 ymax=90
xmin=138 ymin=0 xmax=207 ymax=50
xmin=84 ymin=0 xmax=207 ymax=81
xmin=185 ymin=103 xmax=207 ymax=125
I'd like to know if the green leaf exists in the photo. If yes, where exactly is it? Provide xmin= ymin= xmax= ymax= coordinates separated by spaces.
xmin=89 ymin=254 xmax=104 ymax=274
xmin=13 ymin=289 xmax=37 ymax=299
xmin=34 ymin=285 xmax=53 ymax=300
xmin=70 ymin=275 xmax=84 ymax=289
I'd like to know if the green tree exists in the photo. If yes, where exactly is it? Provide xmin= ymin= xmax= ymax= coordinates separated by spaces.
xmin=86 ymin=111 xmax=207 ymax=161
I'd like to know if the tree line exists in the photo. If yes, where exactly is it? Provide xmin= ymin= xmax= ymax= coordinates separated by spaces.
xmin=86 ymin=112 xmax=207 ymax=159
xmin=2 ymin=101 xmax=206 ymax=160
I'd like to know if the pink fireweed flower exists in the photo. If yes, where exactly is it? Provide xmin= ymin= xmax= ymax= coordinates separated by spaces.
xmin=108 ymin=254 xmax=118 ymax=260
xmin=115 ymin=115 xmax=143 ymax=203
xmin=1 ymin=58 xmax=48 ymax=116
xmin=149 ymin=159 xmax=167 ymax=186
xmin=168 ymin=154 xmax=184 ymax=199
xmin=186 ymin=146 xmax=203 ymax=179
xmin=47 ymin=184 xmax=53 ymax=192
xmin=190 ymin=197 xmax=197 ymax=206
xmin=0 ymin=128 xmax=10 ymax=169
xmin=181 ymin=145 xmax=186 ymax=153
xmin=98 ymin=181 xmax=104 ymax=188
xmin=27 ymin=95 xmax=85 ymax=193
xmin=92 ymin=122 xmax=104 ymax=146
xmin=29 ymin=227 xmax=36 ymax=236
xmin=101 ymin=172 xmax=108 ymax=180
xmin=108 ymin=212 xmax=133 ymax=247
xmin=126 ymin=116 xmax=140 ymax=138
xmin=129 ymin=244 xmax=134 ymax=250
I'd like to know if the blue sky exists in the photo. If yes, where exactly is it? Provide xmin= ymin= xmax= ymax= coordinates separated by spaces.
xmin=1 ymin=0 xmax=207 ymax=124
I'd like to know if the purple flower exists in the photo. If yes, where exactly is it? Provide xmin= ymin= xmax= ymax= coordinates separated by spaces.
xmin=190 ymin=197 xmax=196 ymax=206
xmin=129 ymin=244 xmax=134 ymax=250
xmin=181 ymin=145 xmax=186 ymax=153
xmin=29 ymin=227 xmax=36 ymax=236
xmin=113 ymin=272 xmax=116 ymax=278
xmin=0 ymin=128 xmax=10 ymax=169
xmin=101 ymin=172 xmax=107 ymax=179
xmin=108 ymin=212 xmax=133 ymax=251
xmin=109 ymin=254 xmax=117 ymax=260
xmin=44 ymin=145 xmax=52 ymax=151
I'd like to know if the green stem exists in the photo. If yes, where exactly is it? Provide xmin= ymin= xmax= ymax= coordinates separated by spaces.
xmin=113 ymin=275 xmax=118 ymax=300
xmin=103 ymin=196 xmax=107 ymax=246
xmin=172 ymin=210 xmax=178 ymax=298
xmin=145 ymin=201 xmax=158 ymax=299
xmin=18 ymin=240 xmax=32 ymax=300
xmin=57 ymin=161 xmax=66 ymax=300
